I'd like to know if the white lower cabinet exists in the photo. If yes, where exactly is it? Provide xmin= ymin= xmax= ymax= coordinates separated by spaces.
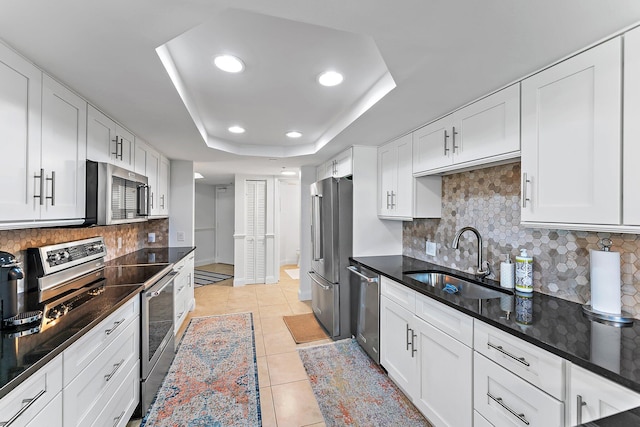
xmin=380 ymin=278 xmax=473 ymax=426
xmin=25 ymin=392 xmax=63 ymax=427
xmin=568 ymin=363 xmax=640 ymax=426
xmin=0 ymin=354 xmax=63 ymax=427
xmin=173 ymin=252 xmax=195 ymax=334
xmin=474 ymin=410 xmax=494 ymax=427
xmin=474 ymin=353 xmax=564 ymax=427
xmin=92 ymin=361 xmax=140 ymax=427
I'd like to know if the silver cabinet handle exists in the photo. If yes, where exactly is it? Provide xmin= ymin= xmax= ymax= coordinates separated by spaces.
xmin=406 ymin=324 xmax=411 ymax=351
xmin=391 ymin=191 xmax=396 ymax=209
xmin=104 ymin=359 xmax=125 ymax=382
xmin=177 ymin=285 xmax=185 ymax=293
xmin=443 ymin=129 xmax=450 ymax=155
xmin=177 ymin=311 xmax=185 ymax=318
xmin=34 ymin=168 xmax=45 ymax=205
xmin=577 ymin=394 xmax=587 ymax=425
xmin=0 ymin=389 xmax=46 ymax=427
xmin=113 ymin=410 xmax=126 ymax=427
xmin=522 ymin=173 xmax=531 ymax=208
xmin=46 ymin=171 xmax=55 ymax=206
xmin=111 ymin=136 xmax=123 ymax=160
xmin=160 ymin=194 xmax=165 ymax=210
xmin=346 ymin=266 xmax=378 ymax=283
xmin=386 ymin=191 xmax=390 ymax=210
xmin=452 ymin=126 xmax=459 ymax=153
xmin=488 ymin=392 xmax=530 ymax=425
xmin=105 ymin=318 xmax=125 ymax=335
xmin=150 ymin=192 xmax=154 ymax=209
xmin=411 ymin=330 xmax=417 ymax=358
xmin=488 ymin=342 xmax=530 ymax=367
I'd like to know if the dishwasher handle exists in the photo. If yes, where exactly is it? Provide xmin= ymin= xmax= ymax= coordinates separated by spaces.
xmin=347 ymin=266 xmax=379 ymax=283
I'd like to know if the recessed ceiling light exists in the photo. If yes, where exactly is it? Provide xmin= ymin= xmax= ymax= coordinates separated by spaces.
xmin=281 ymin=170 xmax=297 ymax=176
xmin=213 ymin=55 xmax=245 ymax=73
xmin=285 ymin=131 xmax=302 ymax=138
xmin=318 ymin=71 xmax=343 ymax=87
xmin=228 ymin=125 xmax=245 ymax=134
xmin=194 ymin=172 xmax=204 ymax=179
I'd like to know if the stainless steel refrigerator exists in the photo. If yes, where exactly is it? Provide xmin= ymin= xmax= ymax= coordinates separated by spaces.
xmin=308 ymin=177 xmax=353 ymax=339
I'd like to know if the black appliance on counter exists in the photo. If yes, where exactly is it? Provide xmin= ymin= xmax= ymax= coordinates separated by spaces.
xmin=0 ymin=251 xmax=41 ymax=329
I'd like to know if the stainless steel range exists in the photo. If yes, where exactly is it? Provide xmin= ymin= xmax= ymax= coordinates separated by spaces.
xmin=26 ymin=237 xmax=176 ymax=416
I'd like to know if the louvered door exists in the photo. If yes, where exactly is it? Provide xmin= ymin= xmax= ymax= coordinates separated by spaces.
xmin=245 ymin=180 xmax=266 ymax=284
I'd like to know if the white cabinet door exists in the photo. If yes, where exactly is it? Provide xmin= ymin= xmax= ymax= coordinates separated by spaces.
xmin=568 ymin=363 xmax=640 ymax=426
xmin=333 ymin=147 xmax=353 ymax=177
xmin=623 ymin=26 xmax=640 ymax=226
xmin=452 ymin=83 xmax=520 ymax=165
xmin=394 ymin=134 xmax=413 ymax=218
xmin=413 ymin=315 xmax=472 ymax=427
xmin=147 ymin=148 xmax=160 ymax=215
xmin=380 ymin=295 xmax=419 ymax=397
xmin=134 ymin=138 xmax=149 ymax=175
xmin=378 ymin=141 xmax=397 ymax=217
xmin=158 ymin=155 xmax=170 ymax=216
xmin=40 ymin=75 xmax=86 ymax=220
xmin=0 ymin=42 xmax=41 ymax=222
xmin=25 ymin=392 xmax=62 ymax=427
xmin=87 ymin=104 xmax=134 ymax=170
xmin=521 ymin=37 xmax=621 ymax=226
xmin=87 ymin=105 xmax=116 ymax=163
xmin=413 ymin=116 xmax=453 ymax=173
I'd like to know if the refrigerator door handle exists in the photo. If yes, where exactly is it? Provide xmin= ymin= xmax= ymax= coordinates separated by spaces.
xmin=311 ymin=195 xmax=323 ymax=261
xmin=308 ymin=271 xmax=332 ymax=290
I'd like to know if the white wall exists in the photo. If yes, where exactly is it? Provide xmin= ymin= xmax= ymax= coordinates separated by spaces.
xmin=169 ymin=160 xmax=195 ymax=247
xmin=278 ymin=179 xmax=301 ymax=266
xmin=194 ymin=182 xmax=216 ymax=266
xmin=298 ymin=165 xmax=315 ymax=301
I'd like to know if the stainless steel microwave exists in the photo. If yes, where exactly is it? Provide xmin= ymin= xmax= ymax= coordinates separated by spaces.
xmin=85 ymin=160 xmax=150 ymax=225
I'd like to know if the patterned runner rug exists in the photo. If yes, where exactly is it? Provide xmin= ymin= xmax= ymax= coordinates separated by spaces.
xmin=142 ymin=313 xmax=261 ymax=427
xmin=298 ymin=339 xmax=432 ymax=427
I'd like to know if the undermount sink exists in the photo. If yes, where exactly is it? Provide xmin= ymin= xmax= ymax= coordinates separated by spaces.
xmin=404 ymin=271 xmax=508 ymax=300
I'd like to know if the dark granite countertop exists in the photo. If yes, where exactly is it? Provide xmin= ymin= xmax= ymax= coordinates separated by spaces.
xmin=106 ymin=246 xmax=195 ymax=266
xmin=0 ymin=284 xmax=142 ymax=399
xmin=351 ymin=255 xmax=640 ymax=426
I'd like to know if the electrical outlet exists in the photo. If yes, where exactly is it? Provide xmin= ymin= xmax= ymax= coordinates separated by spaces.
xmin=426 ymin=241 xmax=437 ymax=256
xmin=177 ymin=231 xmax=185 ymax=242
xmin=148 ymin=233 xmax=156 ymax=243
xmin=117 ymin=237 xmax=123 ymax=249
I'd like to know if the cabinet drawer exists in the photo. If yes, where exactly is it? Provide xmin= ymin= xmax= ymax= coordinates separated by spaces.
xmin=63 ymin=296 xmax=140 ymax=386
xmin=474 ymin=353 xmax=564 ymax=427
xmin=63 ymin=319 xmax=139 ymax=427
xmin=25 ymin=392 xmax=62 ymax=427
xmin=474 ymin=410 xmax=494 ymax=427
xmin=474 ymin=321 xmax=565 ymax=400
xmin=415 ymin=292 xmax=473 ymax=346
xmin=0 ymin=355 xmax=62 ymax=427
xmin=91 ymin=361 xmax=140 ymax=427
xmin=380 ymin=277 xmax=415 ymax=312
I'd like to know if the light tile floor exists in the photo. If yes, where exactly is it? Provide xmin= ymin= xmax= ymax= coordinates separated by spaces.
xmin=129 ymin=265 xmax=328 ymax=427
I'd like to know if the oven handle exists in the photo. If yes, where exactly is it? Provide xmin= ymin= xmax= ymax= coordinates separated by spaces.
xmin=146 ymin=271 xmax=177 ymax=298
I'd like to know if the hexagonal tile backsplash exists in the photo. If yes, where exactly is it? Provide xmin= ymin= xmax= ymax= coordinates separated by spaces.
xmin=403 ymin=162 xmax=640 ymax=318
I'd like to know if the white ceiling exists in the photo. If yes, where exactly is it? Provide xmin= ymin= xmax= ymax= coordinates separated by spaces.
xmin=1 ymin=1 xmax=640 ymax=185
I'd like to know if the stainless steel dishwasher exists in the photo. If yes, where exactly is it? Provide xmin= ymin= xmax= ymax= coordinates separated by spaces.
xmin=347 ymin=264 xmax=380 ymax=363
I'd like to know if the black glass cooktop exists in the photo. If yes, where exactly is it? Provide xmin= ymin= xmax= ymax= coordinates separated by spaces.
xmin=102 ymin=264 xmax=172 ymax=287
xmin=106 ymin=246 xmax=194 ymax=267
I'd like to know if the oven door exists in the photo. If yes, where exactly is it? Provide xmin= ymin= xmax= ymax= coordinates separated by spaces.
xmin=141 ymin=271 xmax=176 ymax=378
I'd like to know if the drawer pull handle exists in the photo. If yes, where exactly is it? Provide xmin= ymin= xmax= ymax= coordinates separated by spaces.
xmin=0 ymin=389 xmax=46 ymax=427
xmin=105 ymin=318 xmax=126 ymax=335
xmin=487 ymin=392 xmax=530 ymax=425
xmin=177 ymin=285 xmax=185 ymax=293
xmin=488 ymin=342 xmax=530 ymax=367
xmin=104 ymin=359 xmax=125 ymax=382
xmin=177 ymin=311 xmax=185 ymax=318
xmin=113 ymin=410 xmax=126 ymax=427
xmin=577 ymin=394 xmax=587 ymax=424
xmin=406 ymin=324 xmax=411 ymax=351
xmin=411 ymin=331 xmax=417 ymax=358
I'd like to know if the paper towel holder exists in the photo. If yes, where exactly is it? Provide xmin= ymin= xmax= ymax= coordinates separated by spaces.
xmin=582 ymin=304 xmax=634 ymax=327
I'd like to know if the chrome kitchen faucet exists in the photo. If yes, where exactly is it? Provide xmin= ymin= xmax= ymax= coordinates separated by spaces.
xmin=452 ymin=226 xmax=491 ymax=278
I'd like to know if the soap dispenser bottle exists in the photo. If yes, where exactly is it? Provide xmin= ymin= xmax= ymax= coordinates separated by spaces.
xmin=515 ymin=249 xmax=533 ymax=293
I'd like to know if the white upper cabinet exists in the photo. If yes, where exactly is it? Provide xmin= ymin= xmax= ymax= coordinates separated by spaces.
xmin=41 ymin=75 xmax=87 ymax=220
xmin=316 ymin=147 xmax=353 ymax=181
xmin=379 ymin=135 xmax=441 ymax=221
xmin=0 ymin=42 xmax=42 ymax=222
xmin=521 ymin=37 xmax=621 ymax=227
xmin=158 ymin=155 xmax=170 ymax=217
xmin=413 ymin=83 xmax=520 ymax=176
xmin=87 ymin=105 xmax=135 ymax=170
xmin=624 ymin=26 xmax=640 ymax=226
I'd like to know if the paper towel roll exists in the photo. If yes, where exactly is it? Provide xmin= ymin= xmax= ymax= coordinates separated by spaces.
xmin=500 ymin=261 xmax=515 ymax=289
xmin=590 ymin=249 xmax=621 ymax=314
